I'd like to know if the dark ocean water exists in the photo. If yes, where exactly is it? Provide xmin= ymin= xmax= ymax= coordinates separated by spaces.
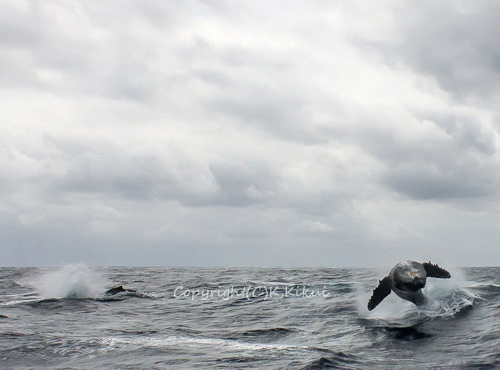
xmin=0 ymin=265 xmax=498 ymax=369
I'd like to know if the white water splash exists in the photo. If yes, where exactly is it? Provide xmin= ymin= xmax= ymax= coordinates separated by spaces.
xmin=28 ymin=264 xmax=109 ymax=299
xmin=419 ymin=279 xmax=477 ymax=319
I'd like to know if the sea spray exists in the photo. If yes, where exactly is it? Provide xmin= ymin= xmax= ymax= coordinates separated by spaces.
xmin=28 ymin=264 xmax=109 ymax=299
xmin=421 ymin=279 xmax=477 ymax=318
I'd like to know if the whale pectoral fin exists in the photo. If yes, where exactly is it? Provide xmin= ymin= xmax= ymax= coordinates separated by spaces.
xmin=423 ymin=262 xmax=451 ymax=279
xmin=368 ymin=276 xmax=392 ymax=311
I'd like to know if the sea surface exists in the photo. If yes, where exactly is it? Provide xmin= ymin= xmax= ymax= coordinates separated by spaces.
xmin=0 ymin=265 xmax=498 ymax=369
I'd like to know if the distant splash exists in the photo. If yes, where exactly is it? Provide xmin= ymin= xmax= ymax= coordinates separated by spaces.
xmin=27 ymin=264 xmax=109 ymax=299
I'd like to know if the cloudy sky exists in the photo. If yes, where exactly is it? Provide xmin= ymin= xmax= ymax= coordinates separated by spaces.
xmin=2 ymin=0 xmax=500 ymax=267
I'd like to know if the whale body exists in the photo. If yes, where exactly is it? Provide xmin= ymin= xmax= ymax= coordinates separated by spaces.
xmin=104 ymin=286 xmax=137 ymax=296
xmin=367 ymin=261 xmax=451 ymax=311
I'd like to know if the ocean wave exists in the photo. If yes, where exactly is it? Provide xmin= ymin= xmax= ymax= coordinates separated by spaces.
xmin=4 ymin=266 xmax=500 ymax=369
xmin=301 ymin=353 xmax=361 ymax=370
xmin=223 ymin=327 xmax=296 ymax=342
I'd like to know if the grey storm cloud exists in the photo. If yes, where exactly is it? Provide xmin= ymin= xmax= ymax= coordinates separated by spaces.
xmin=347 ymin=113 xmax=500 ymax=200
xmin=359 ymin=0 xmax=500 ymax=101
xmin=2 ymin=0 xmax=500 ymax=267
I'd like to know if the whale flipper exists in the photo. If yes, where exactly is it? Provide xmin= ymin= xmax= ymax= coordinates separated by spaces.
xmin=368 ymin=276 xmax=392 ymax=311
xmin=422 ymin=262 xmax=451 ymax=279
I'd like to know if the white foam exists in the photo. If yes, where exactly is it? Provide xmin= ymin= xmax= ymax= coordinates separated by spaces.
xmin=101 ymin=335 xmax=308 ymax=353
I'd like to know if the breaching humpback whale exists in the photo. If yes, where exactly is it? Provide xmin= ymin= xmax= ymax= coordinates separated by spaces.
xmin=367 ymin=261 xmax=451 ymax=311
